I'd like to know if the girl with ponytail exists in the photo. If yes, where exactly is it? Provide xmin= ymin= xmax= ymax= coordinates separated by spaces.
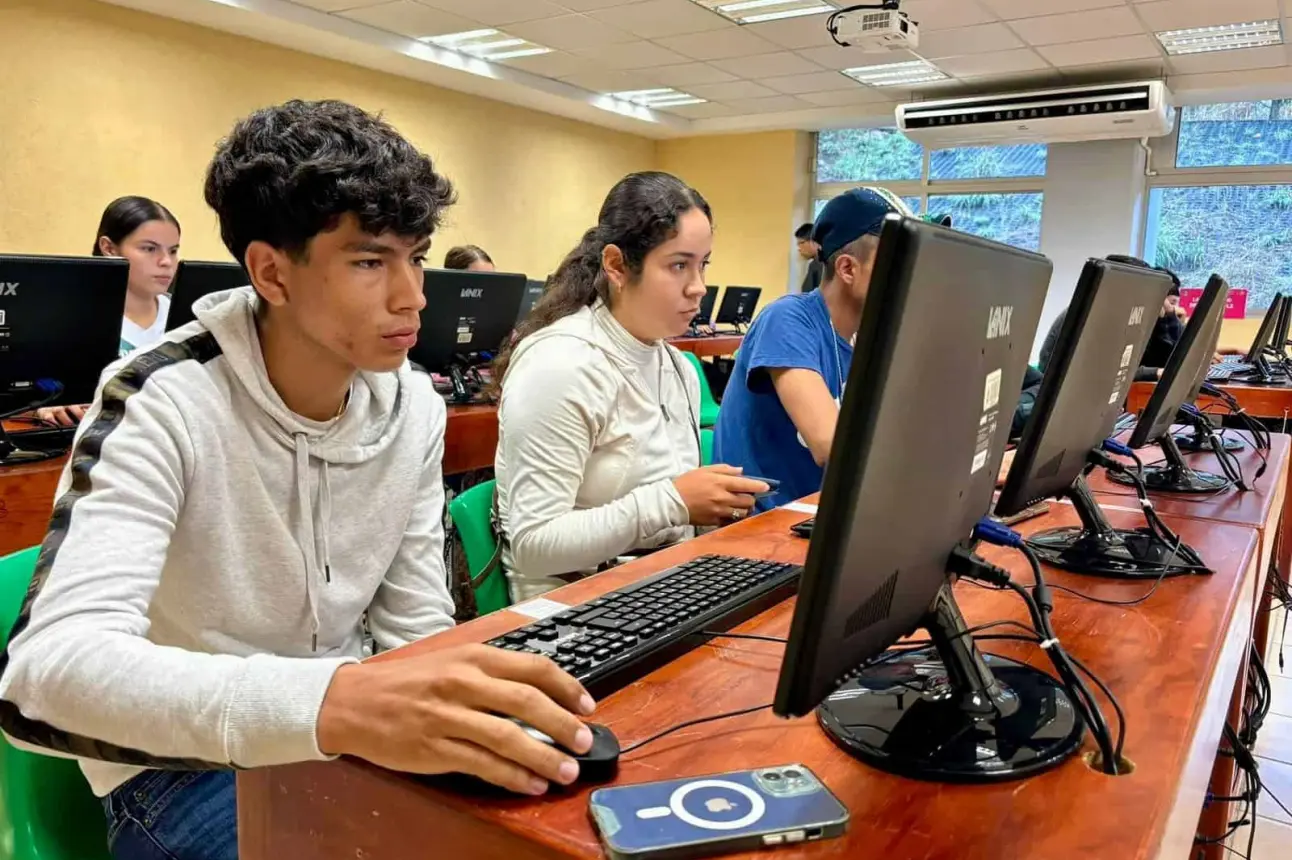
xmin=492 ymin=172 xmax=768 ymax=600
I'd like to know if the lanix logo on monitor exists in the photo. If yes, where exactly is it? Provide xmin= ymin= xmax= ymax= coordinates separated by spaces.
xmin=1128 ymin=306 xmax=1145 ymax=326
xmin=461 ymin=288 xmax=483 ymax=299
xmin=986 ymin=305 xmax=1013 ymax=340
xmin=0 ymin=283 xmax=17 ymax=296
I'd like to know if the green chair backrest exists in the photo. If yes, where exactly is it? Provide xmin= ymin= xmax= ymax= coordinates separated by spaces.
xmin=681 ymin=352 xmax=721 ymax=428
xmin=0 ymin=547 xmax=111 ymax=860
xmin=448 ymin=480 xmax=511 ymax=616
xmin=701 ymin=429 xmax=714 ymax=466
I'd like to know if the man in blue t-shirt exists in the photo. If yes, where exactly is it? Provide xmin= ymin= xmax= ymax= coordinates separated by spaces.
xmin=714 ymin=187 xmax=912 ymax=511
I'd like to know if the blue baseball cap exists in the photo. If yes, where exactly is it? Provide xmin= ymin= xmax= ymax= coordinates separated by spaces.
xmin=812 ymin=187 xmax=912 ymax=263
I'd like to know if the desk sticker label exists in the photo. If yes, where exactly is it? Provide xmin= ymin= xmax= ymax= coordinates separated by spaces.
xmin=511 ymin=598 xmax=569 ymax=621
xmin=972 ymin=369 xmax=1002 ymax=475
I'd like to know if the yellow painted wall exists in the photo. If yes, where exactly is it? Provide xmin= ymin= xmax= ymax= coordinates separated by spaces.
xmin=0 ymin=0 xmax=654 ymax=276
xmin=658 ymin=131 xmax=807 ymax=310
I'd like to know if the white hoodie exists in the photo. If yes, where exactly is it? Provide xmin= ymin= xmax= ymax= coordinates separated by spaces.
xmin=0 ymin=287 xmax=455 ymax=796
xmin=496 ymin=303 xmax=701 ymax=601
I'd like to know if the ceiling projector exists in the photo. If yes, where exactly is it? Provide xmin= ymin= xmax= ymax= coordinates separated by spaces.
xmin=829 ymin=8 xmax=920 ymax=52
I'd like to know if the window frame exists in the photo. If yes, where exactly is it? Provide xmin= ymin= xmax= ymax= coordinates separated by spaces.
xmin=1140 ymin=105 xmax=1292 ymax=317
xmin=811 ymin=124 xmax=1047 ymax=252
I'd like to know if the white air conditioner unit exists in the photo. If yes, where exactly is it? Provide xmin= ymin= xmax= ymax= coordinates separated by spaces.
xmin=896 ymin=81 xmax=1175 ymax=146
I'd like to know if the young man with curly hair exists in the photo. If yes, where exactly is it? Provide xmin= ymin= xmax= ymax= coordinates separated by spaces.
xmin=0 ymin=100 xmax=596 ymax=860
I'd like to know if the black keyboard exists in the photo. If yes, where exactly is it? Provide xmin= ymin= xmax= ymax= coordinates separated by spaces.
xmin=8 ymin=425 xmax=76 ymax=451
xmin=489 ymin=555 xmax=800 ymax=700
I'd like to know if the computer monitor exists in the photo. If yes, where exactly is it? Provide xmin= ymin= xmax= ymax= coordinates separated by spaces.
xmin=714 ymin=286 xmax=760 ymax=329
xmin=1242 ymin=297 xmax=1281 ymax=364
xmin=0 ymin=255 xmax=129 ymax=464
xmin=690 ymin=286 xmax=719 ymax=331
xmin=1112 ymin=276 xmax=1231 ymax=494
xmin=995 ymin=259 xmax=1194 ymax=579
xmin=516 ymin=279 xmax=545 ymax=326
xmin=166 ymin=261 xmax=248 ymax=332
xmin=1273 ymin=292 xmax=1291 ymax=360
xmin=773 ymin=215 xmax=1059 ymax=782
xmin=409 ymin=269 xmax=527 ymax=403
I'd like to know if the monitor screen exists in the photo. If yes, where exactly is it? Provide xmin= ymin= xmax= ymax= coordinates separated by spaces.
xmin=410 ymin=269 xmax=527 ymax=373
xmin=715 ymin=287 xmax=761 ymax=326
xmin=166 ymin=261 xmax=248 ymax=332
xmin=0 ymin=255 xmax=129 ymax=406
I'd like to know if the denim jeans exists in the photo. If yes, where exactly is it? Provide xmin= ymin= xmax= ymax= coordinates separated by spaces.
xmin=102 ymin=770 xmax=238 ymax=860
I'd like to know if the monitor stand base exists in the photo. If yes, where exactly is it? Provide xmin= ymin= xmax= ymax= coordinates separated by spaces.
xmin=816 ymin=583 xmax=1083 ymax=783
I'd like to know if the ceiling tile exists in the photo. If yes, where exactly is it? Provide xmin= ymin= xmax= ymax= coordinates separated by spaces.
xmin=761 ymin=70 xmax=857 ymax=94
xmin=710 ymin=51 xmax=823 ymax=78
xmin=589 ymin=0 xmax=732 ymax=39
xmin=292 ymin=0 xmax=389 ymax=10
xmin=648 ymin=62 xmax=739 ymax=86
xmin=415 ymin=0 xmax=568 ymax=25
xmin=1010 ymin=7 xmax=1143 ymax=47
xmin=1170 ymin=64 xmax=1292 ymax=95
xmin=723 ymin=95 xmax=813 ymax=114
xmin=1057 ymin=60 xmax=1168 ymax=83
xmin=658 ymin=101 xmax=740 ymax=118
xmin=497 ymin=50 xmax=600 ymax=79
xmin=1038 ymin=34 xmax=1162 ymax=66
xmin=979 ymin=0 xmax=1124 ymax=18
xmin=508 ymin=14 xmax=637 ymax=51
xmin=559 ymin=68 xmax=666 ymax=93
xmin=556 ymin=0 xmax=639 ymax=9
xmin=797 ymin=87 xmax=894 ymax=107
xmin=917 ymin=22 xmax=1026 ymax=58
xmin=337 ymin=1 xmax=481 ymax=39
xmin=687 ymin=80 xmax=780 ymax=100
xmin=936 ymin=48 xmax=1052 ymax=78
xmin=1167 ymin=43 xmax=1287 ymax=75
xmin=655 ymin=27 xmax=780 ymax=60
xmin=1135 ymin=0 xmax=1281 ymax=32
xmin=573 ymin=40 xmax=692 ymax=69
xmin=743 ymin=15 xmax=838 ymax=50
xmin=795 ymin=44 xmax=922 ymax=70
xmin=901 ymin=0 xmax=997 ymax=29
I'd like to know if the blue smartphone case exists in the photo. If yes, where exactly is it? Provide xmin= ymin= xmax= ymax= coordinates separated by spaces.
xmin=589 ymin=765 xmax=849 ymax=860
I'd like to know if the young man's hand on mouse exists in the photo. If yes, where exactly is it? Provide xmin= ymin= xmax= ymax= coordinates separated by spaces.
xmin=317 ymin=644 xmax=596 ymax=796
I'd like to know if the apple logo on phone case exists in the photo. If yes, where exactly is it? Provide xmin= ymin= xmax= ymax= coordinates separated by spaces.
xmin=633 ymin=780 xmax=767 ymax=831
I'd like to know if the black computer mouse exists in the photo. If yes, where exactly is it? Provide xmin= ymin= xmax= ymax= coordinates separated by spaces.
xmin=512 ymin=719 xmax=621 ymax=784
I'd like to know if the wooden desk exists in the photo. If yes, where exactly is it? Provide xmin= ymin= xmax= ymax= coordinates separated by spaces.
xmin=239 ymin=504 xmax=1260 ymax=860
xmin=0 ymin=405 xmax=502 ymax=557
xmin=1129 ymin=380 xmax=1292 ymax=422
xmin=669 ymin=335 xmax=744 ymax=358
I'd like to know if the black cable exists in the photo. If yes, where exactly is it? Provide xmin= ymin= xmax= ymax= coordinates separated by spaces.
xmin=619 ymin=704 xmax=772 ymax=755
xmin=0 ymin=381 xmax=65 ymax=421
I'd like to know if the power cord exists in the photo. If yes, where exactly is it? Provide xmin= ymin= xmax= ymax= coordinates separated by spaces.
xmin=619 ymin=704 xmax=773 ymax=756
xmin=0 ymin=380 xmax=65 ymax=421
xmin=959 ymin=526 xmax=1124 ymax=774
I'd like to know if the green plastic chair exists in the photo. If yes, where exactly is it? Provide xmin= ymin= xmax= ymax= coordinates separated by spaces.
xmin=701 ymin=429 xmax=714 ymax=466
xmin=448 ymin=480 xmax=511 ymax=617
xmin=0 ymin=547 xmax=111 ymax=860
xmin=681 ymin=352 xmax=721 ymax=428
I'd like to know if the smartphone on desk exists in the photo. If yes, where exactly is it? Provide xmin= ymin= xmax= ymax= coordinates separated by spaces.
xmin=589 ymin=765 xmax=848 ymax=860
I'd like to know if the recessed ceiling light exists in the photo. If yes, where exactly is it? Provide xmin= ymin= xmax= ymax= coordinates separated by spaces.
xmin=1156 ymin=20 xmax=1283 ymax=55
xmin=843 ymin=60 xmax=948 ymax=87
xmin=424 ymin=29 xmax=552 ymax=61
xmin=609 ymin=88 xmax=708 ymax=108
xmin=691 ymin=0 xmax=838 ymax=26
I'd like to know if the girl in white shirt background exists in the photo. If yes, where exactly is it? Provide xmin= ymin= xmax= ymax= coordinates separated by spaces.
xmin=36 ymin=195 xmax=181 ymax=426
xmin=491 ymin=171 xmax=768 ymax=601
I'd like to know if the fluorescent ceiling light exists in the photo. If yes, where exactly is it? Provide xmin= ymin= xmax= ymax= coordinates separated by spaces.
xmin=691 ymin=0 xmax=837 ymax=26
xmin=843 ymin=60 xmax=948 ymax=87
xmin=424 ymin=29 xmax=552 ymax=61
xmin=609 ymin=88 xmax=707 ymax=108
xmin=1156 ymin=20 xmax=1283 ymax=55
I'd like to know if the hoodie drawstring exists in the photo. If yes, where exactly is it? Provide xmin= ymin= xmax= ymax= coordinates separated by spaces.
xmin=293 ymin=434 xmax=333 ymax=652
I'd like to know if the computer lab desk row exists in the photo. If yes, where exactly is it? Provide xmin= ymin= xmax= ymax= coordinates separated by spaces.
xmin=0 ymin=404 xmax=503 ymax=558
xmin=239 ymin=438 xmax=1287 ymax=860
xmin=1129 ymin=380 xmax=1292 ymax=424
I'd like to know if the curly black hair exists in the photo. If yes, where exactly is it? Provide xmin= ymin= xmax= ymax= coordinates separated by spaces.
xmin=204 ymin=99 xmax=456 ymax=263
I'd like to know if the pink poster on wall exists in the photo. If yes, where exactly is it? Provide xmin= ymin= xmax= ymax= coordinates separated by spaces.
xmin=1179 ymin=287 xmax=1248 ymax=320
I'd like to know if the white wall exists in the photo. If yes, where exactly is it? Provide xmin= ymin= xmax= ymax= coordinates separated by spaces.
xmin=1034 ymin=140 xmax=1149 ymax=359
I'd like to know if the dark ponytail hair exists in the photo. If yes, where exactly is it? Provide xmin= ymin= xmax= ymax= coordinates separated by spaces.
xmin=443 ymin=244 xmax=493 ymax=270
xmin=492 ymin=171 xmax=711 ymax=390
xmin=92 ymin=196 xmax=180 ymax=256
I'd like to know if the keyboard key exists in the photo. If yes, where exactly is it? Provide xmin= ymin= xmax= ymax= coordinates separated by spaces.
xmin=589 ymin=617 xmax=627 ymax=632
xmin=593 ymin=648 xmax=612 ymax=661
